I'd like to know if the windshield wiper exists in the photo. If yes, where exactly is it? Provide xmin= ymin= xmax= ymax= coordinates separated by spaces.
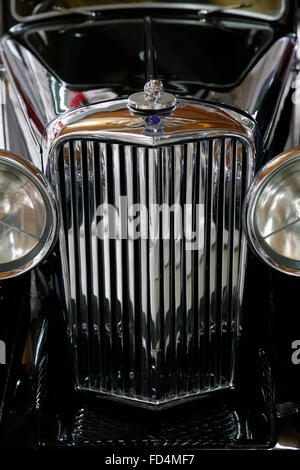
xmin=32 ymin=1 xmax=97 ymax=18
xmin=198 ymin=2 xmax=253 ymax=16
xmin=52 ymin=6 xmax=97 ymax=17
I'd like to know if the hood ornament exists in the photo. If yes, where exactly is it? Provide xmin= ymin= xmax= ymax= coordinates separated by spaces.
xmin=128 ymin=79 xmax=176 ymax=112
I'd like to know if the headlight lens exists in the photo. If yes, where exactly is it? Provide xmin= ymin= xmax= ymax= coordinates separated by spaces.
xmin=0 ymin=151 xmax=57 ymax=279
xmin=245 ymin=148 xmax=300 ymax=275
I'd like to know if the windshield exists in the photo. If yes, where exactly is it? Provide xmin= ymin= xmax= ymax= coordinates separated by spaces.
xmin=12 ymin=0 xmax=285 ymax=21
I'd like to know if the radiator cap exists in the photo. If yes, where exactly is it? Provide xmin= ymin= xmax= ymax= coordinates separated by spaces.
xmin=128 ymin=80 xmax=176 ymax=112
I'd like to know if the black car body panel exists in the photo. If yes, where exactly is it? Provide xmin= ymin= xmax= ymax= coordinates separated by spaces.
xmin=1 ymin=0 xmax=300 ymax=451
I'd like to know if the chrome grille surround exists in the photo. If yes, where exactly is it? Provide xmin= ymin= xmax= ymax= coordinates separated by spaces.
xmin=48 ymin=99 xmax=255 ymax=407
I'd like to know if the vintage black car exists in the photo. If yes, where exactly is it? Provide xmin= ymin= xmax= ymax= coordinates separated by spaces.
xmin=0 ymin=0 xmax=300 ymax=452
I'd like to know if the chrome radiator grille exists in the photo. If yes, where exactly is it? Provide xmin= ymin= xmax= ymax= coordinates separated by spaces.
xmin=54 ymin=136 xmax=252 ymax=406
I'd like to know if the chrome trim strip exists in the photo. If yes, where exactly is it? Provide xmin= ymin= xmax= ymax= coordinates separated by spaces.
xmin=0 ymin=68 xmax=9 ymax=150
xmin=44 ymin=99 xmax=256 ymax=168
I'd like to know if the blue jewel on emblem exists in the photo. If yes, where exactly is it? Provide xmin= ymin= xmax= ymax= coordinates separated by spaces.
xmin=145 ymin=115 xmax=161 ymax=126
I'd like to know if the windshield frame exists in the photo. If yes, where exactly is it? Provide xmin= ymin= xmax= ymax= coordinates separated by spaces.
xmin=11 ymin=0 xmax=287 ymax=23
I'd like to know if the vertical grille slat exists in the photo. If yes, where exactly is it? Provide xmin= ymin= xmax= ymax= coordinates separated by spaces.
xmin=227 ymin=139 xmax=237 ymax=380
xmin=161 ymin=146 xmax=175 ymax=397
xmin=124 ymin=145 xmax=137 ymax=394
xmin=56 ymin=136 xmax=252 ymax=406
xmin=111 ymin=143 xmax=124 ymax=392
xmin=185 ymin=142 xmax=195 ymax=392
xmin=148 ymin=148 xmax=162 ymax=399
xmin=173 ymin=144 xmax=184 ymax=395
xmin=197 ymin=140 xmax=207 ymax=391
xmin=86 ymin=141 xmax=101 ymax=389
xmin=220 ymin=138 xmax=231 ymax=386
xmin=70 ymin=140 xmax=89 ymax=386
xmin=98 ymin=142 xmax=113 ymax=390
xmin=210 ymin=138 xmax=222 ymax=389
xmin=136 ymin=147 xmax=150 ymax=398
xmin=203 ymin=139 xmax=213 ymax=390
xmin=75 ymin=140 xmax=89 ymax=351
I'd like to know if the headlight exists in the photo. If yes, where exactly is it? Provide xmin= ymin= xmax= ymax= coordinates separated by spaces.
xmin=0 ymin=150 xmax=57 ymax=279
xmin=245 ymin=147 xmax=300 ymax=275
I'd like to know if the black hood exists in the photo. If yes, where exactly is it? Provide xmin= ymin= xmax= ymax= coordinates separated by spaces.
xmin=21 ymin=15 xmax=275 ymax=93
xmin=1 ymin=11 xmax=296 ymax=142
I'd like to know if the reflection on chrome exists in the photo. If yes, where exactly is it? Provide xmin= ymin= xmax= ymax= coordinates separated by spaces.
xmin=0 ymin=151 xmax=57 ymax=279
xmin=0 ymin=163 xmax=46 ymax=263
xmin=246 ymin=149 xmax=300 ymax=275
xmin=51 ymin=125 xmax=254 ymax=406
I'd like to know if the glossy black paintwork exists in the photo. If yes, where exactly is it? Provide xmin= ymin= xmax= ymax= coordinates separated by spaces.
xmin=22 ymin=17 xmax=274 ymax=90
xmin=4 ymin=7 xmax=295 ymax=149
xmin=0 ymin=252 xmax=275 ymax=449
xmin=0 ymin=1 xmax=300 ymax=450
xmin=0 ymin=275 xmax=31 ymax=404
xmin=152 ymin=18 xmax=275 ymax=90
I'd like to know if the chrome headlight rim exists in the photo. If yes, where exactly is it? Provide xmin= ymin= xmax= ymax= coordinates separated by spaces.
xmin=245 ymin=147 xmax=300 ymax=276
xmin=0 ymin=150 xmax=58 ymax=280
